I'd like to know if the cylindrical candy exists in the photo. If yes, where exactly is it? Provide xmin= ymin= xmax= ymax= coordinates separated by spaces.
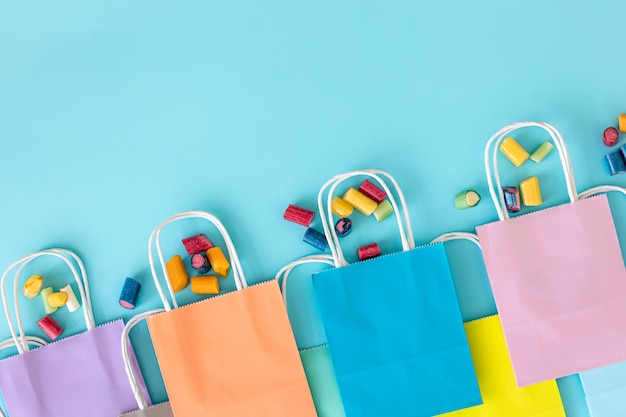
xmin=358 ymin=243 xmax=381 ymax=261
xmin=520 ymin=176 xmax=542 ymax=206
xmin=119 ymin=277 xmax=141 ymax=309
xmin=23 ymin=275 xmax=43 ymax=298
xmin=619 ymin=114 xmax=626 ymax=132
xmin=165 ymin=255 xmax=189 ymax=292
xmin=303 ymin=228 xmax=328 ymax=251
xmin=60 ymin=284 xmax=80 ymax=312
xmin=191 ymin=252 xmax=211 ymax=274
xmin=37 ymin=315 xmax=63 ymax=340
xmin=373 ymin=199 xmax=393 ymax=222
xmin=342 ymin=188 xmax=377 ymax=216
xmin=284 ymin=204 xmax=315 ymax=227
xmin=499 ymin=137 xmax=529 ymax=167
xmin=206 ymin=247 xmax=230 ymax=278
xmin=190 ymin=276 xmax=220 ymax=294
xmin=182 ymin=234 xmax=214 ymax=255
xmin=454 ymin=190 xmax=481 ymax=210
xmin=359 ymin=179 xmax=387 ymax=203
xmin=335 ymin=218 xmax=352 ymax=238
xmin=606 ymin=151 xmax=626 ymax=175
xmin=40 ymin=287 xmax=57 ymax=315
xmin=331 ymin=196 xmax=354 ymax=218
xmin=502 ymin=187 xmax=521 ymax=213
xmin=529 ymin=141 xmax=554 ymax=163
xmin=603 ymin=127 xmax=619 ymax=147
xmin=48 ymin=292 xmax=68 ymax=308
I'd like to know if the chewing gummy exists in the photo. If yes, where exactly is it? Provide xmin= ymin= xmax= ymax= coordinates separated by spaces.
xmin=331 ymin=196 xmax=354 ymax=218
xmin=23 ymin=275 xmax=43 ymax=298
xmin=119 ymin=277 xmax=141 ymax=309
xmin=37 ymin=315 xmax=63 ymax=340
xmin=342 ymin=188 xmax=377 ymax=216
xmin=191 ymin=252 xmax=211 ymax=274
xmin=165 ymin=255 xmax=189 ymax=292
xmin=206 ymin=247 xmax=230 ymax=278
xmin=182 ymin=234 xmax=214 ymax=255
xmin=499 ymin=137 xmax=529 ymax=167
xmin=335 ymin=218 xmax=352 ymax=237
xmin=358 ymin=243 xmax=382 ymax=261
xmin=191 ymin=276 xmax=220 ymax=294
xmin=303 ymin=228 xmax=328 ymax=251
xmin=40 ymin=287 xmax=57 ymax=315
xmin=48 ymin=292 xmax=69 ymax=308
xmin=373 ymin=199 xmax=393 ymax=222
xmin=359 ymin=179 xmax=387 ymax=203
xmin=283 ymin=205 xmax=315 ymax=227
xmin=520 ymin=176 xmax=542 ymax=206
xmin=529 ymin=142 xmax=554 ymax=163
xmin=60 ymin=284 xmax=80 ymax=312
xmin=454 ymin=190 xmax=480 ymax=210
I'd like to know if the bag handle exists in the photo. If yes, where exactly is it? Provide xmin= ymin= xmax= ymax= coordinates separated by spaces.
xmin=318 ymin=169 xmax=415 ymax=267
xmin=578 ymin=185 xmax=626 ymax=200
xmin=0 ymin=248 xmax=94 ymax=354
xmin=275 ymin=254 xmax=335 ymax=310
xmin=430 ymin=232 xmax=481 ymax=248
xmin=121 ymin=308 xmax=165 ymax=410
xmin=485 ymin=122 xmax=578 ymax=220
xmin=148 ymin=210 xmax=246 ymax=311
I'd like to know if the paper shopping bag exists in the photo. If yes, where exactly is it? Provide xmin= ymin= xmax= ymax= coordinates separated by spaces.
xmin=312 ymin=169 xmax=481 ymax=417
xmin=0 ymin=249 xmax=149 ymax=417
xmin=476 ymin=122 xmax=626 ymax=386
xmin=277 ymin=254 xmax=345 ymax=417
xmin=146 ymin=211 xmax=317 ymax=417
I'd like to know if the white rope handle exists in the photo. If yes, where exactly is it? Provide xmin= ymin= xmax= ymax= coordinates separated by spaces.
xmin=485 ymin=122 xmax=578 ymax=220
xmin=0 ymin=249 xmax=94 ymax=354
xmin=429 ymin=232 xmax=481 ymax=248
xmin=578 ymin=185 xmax=626 ymax=200
xmin=121 ymin=308 xmax=165 ymax=410
xmin=318 ymin=169 xmax=415 ymax=267
xmin=275 ymin=255 xmax=335 ymax=310
xmin=148 ymin=211 xmax=247 ymax=311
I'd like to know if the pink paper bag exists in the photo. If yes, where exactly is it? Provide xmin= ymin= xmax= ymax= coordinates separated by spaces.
xmin=476 ymin=122 xmax=626 ymax=387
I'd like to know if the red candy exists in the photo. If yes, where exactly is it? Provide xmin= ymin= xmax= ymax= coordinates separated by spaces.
xmin=604 ymin=127 xmax=619 ymax=147
xmin=37 ymin=315 xmax=63 ymax=340
xmin=182 ymin=234 xmax=214 ymax=255
xmin=358 ymin=243 xmax=382 ymax=261
xmin=359 ymin=180 xmax=387 ymax=203
xmin=283 ymin=205 xmax=315 ymax=227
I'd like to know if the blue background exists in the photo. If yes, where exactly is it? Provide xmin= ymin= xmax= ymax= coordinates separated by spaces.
xmin=2 ymin=1 xmax=626 ymax=415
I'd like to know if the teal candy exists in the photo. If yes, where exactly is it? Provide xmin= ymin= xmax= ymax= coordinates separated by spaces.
xmin=299 ymin=345 xmax=346 ymax=417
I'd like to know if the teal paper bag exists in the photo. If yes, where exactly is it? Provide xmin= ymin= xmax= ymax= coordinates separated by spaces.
xmin=313 ymin=169 xmax=481 ymax=417
xmin=580 ymin=361 xmax=626 ymax=416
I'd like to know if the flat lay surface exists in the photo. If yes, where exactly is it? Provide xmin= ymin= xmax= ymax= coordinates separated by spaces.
xmin=2 ymin=1 xmax=626 ymax=415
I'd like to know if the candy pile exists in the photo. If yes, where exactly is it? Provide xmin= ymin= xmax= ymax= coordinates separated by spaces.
xmin=604 ymin=114 xmax=626 ymax=175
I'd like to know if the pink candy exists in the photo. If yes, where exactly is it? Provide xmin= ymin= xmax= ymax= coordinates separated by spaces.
xmin=359 ymin=180 xmax=387 ymax=203
xmin=358 ymin=243 xmax=382 ymax=261
xmin=182 ymin=234 xmax=214 ymax=255
xmin=37 ymin=315 xmax=63 ymax=340
xmin=284 ymin=205 xmax=315 ymax=227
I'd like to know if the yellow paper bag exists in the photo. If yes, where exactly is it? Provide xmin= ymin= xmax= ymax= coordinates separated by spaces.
xmin=437 ymin=315 xmax=565 ymax=416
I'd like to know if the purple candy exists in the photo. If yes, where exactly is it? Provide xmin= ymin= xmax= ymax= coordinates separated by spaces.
xmin=335 ymin=218 xmax=352 ymax=237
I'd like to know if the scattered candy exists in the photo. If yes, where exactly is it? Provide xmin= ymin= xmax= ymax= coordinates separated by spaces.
xmin=284 ymin=204 xmax=315 ymax=227
xmin=165 ymin=255 xmax=189 ymax=292
xmin=303 ymin=228 xmax=328 ymax=251
xmin=605 ymin=151 xmax=626 ymax=175
xmin=619 ymin=114 xmax=626 ymax=132
xmin=342 ymin=188 xmax=377 ymax=216
xmin=502 ymin=187 xmax=521 ymax=213
xmin=40 ymin=287 xmax=57 ymax=315
xmin=454 ymin=190 xmax=481 ymax=210
xmin=119 ymin=277 xmax=141 ymax=309
xmin=358 ymin=243 xmax=382 ymax=261
xmin=499 ymin=137 xmax=529 ymax=167
xmin=335 ymin=218 xmax=352 ymax=237
xmin=47 ymin=292 xmax=68 ymax=308
xmin=23 ymin=275 xmax=43 ymax=298
xmin=60 ymin=284 xmax=80 ymax=312
xmin=359 ymin=179 xmax=387 ymax=203
xmin=190 ymin=276 xmax=220 ymax=294
xmin=520 ymin=176 xmax=542 ymax=206
xmin=37 ymin=315 xmax=63 ymax=340
xmin=331 ymin=196 xmax=354 ymax=218
xmin=373 ymin=199 xmax=393 ymax=222
xmin=530 ymin=141 xmax=554 ymax=163
xmin=603 ymin=127 xmax=619 ymax=147
xmin=191 ymin=253 xmax=211 ymax=274
xmin=206 ymin=247 xmax=230 ymax=278
xmin=181 ymin=234 xmax=213 ymax=255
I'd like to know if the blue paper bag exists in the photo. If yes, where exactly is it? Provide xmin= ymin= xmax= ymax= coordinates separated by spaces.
xmin=312 ymin=170 xmax=481 ymax=417
xmin=580 ymin=361 xmax=626 ymax=417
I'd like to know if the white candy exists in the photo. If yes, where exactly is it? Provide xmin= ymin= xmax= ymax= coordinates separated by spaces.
xmin=60 ymin=284 xmax=80 ymax=312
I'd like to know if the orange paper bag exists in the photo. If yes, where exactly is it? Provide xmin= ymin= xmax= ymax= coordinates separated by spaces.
xmin=146 ymin=211 xmax=317 ymax=417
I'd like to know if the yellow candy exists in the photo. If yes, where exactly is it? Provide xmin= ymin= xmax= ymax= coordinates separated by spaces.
xmin=23 ymin=275 xmax=43 ymax=298
xmin=190 ymin=276 xmax=220 ymax=294
xmin=48 ymin=292 xmax=69 ymax=308
xmin=165 ymin=255 xmax=189 ymax=292
xmin=520 ymin=176 xmax=542 ymax=206
xmin=207 ymin=247 xmax=230 ymax=278
xmin=620 ymin=114 xmax=626 ymax=132
xmin=342 ymin=188 xmax=377 ymax=216
xmin=499 ymin=137 xmax=529 ymax=167
xmin=40 ymin=287 xmax=58 ymax=314
xmin=331 ymin=196 xmax=354 ymax=217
